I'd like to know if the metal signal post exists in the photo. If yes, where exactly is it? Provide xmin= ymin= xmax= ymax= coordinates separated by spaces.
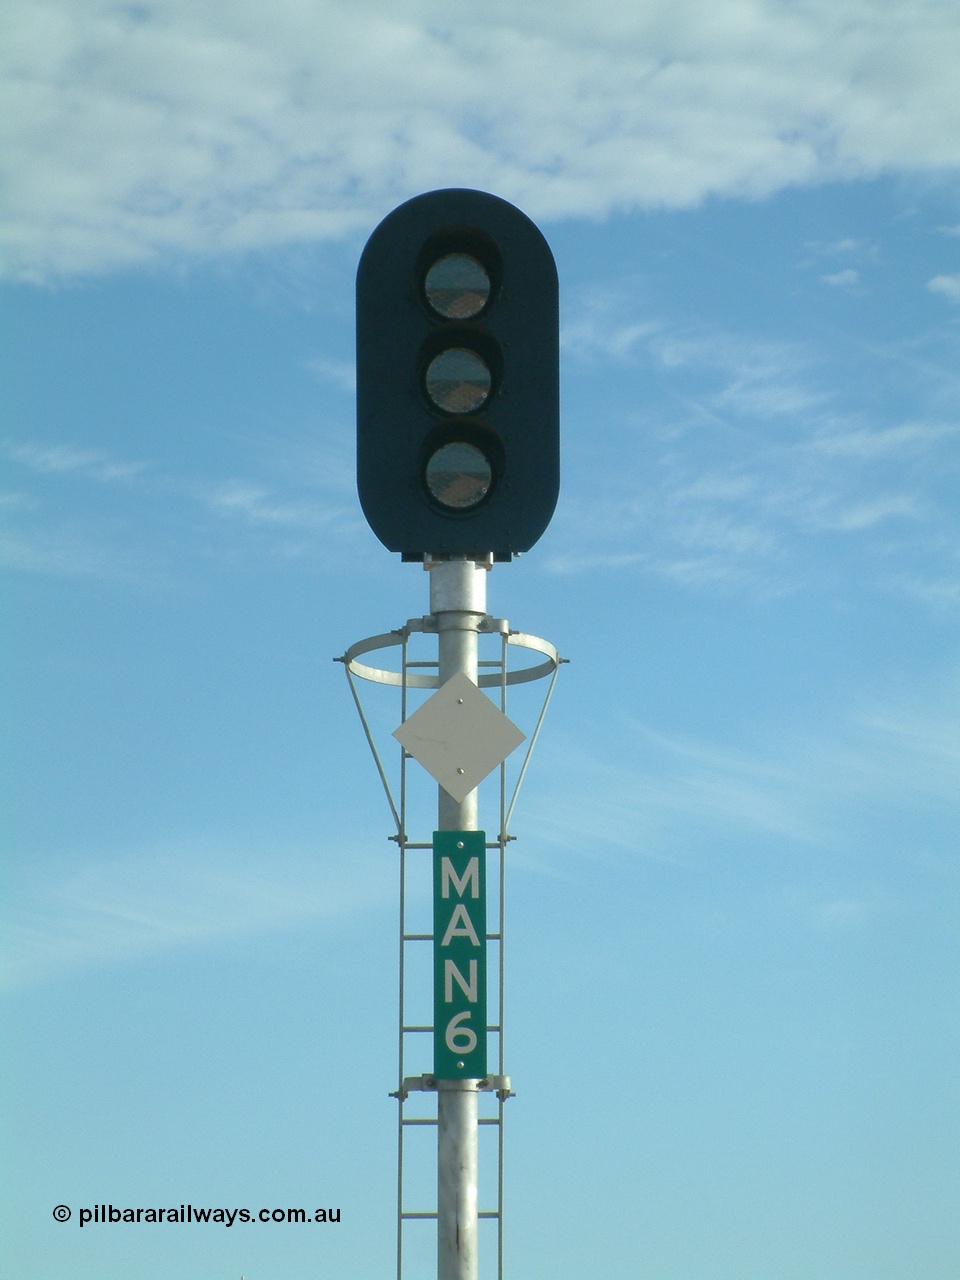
xmin=344 ymin=189 xmax=562 ymax=1280
xmin=433 ymin=557 xmax=485 ymax=1280
xmin=340 ymin=559 xmax=561 ymax=1279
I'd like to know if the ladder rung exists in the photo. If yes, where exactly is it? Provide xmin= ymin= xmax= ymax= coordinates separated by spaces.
xmin=401 ymin=839 xmax=509 ymax=850
xmin=400 ymin=1116 xmax=500 ymax=1126
xmin=402 ymin=1024 xmax=501 ymax=1032
xmin=399 ymin=839 xmax=507 ymax=850
xmin=401 ymin=1210 xmax=499 ymax=1220
xmin=404 ymin=932 xmax=500 ymax=941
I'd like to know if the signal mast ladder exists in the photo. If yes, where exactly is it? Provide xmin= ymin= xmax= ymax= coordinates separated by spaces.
xmin=338 ymin=613 xmax=563 ymax=1280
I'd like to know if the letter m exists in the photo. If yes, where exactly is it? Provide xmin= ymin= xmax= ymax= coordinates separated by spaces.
xmin=441 ymin=856 xmax=479 ymax=899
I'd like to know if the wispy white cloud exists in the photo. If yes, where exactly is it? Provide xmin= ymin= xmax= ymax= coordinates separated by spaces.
xmin=816 ymin=238 xmax=867 ymax=256
xmin=523 ymin=729 xmax=821 ymax=861
xmin=815 ymin=898 xmax=875 ymax=926
xmin=524 ymin=689 xmax=960 ymax=867
xmin=304 ymin=355 xmax=357 ymax=393
xmin=800 ymin=492 xmax=923 ymax=532
xmin=0 ymin=442 xmax=167 ymax=580
xmin=193 ymin=477 xmax=351 ymax=533
xmin=853 ymin=707 xmax=960 ymax=795
xmin=822 ymin=267 xmax=859 ymax=287
xmin=562 ymin=305 xmax=664 ymax=363
xmin=564 ymin=293 xmax=820 ymax=419
xmin=927 ymin=273 xmax=960 ymax=303
xmin=0 ymin=522 xmax=160 ymax=583
xmin=3 ymin=0 xmax=960 ymax=280
xmin=807 ymin=420 xmax=960 ymax=459
xmin=1 ymin=434 xmax=363 ymax=580
xmin=5 ymin=439 xmax=149 ymax=482
xmin=803 ymin=237 xmax=879 ymax=264
xmin=1 ymin=838 xmax=394 ymax=989
xmin=553 ymin=288 xmax=959 ymax=600
xmin=893 ymin=573 xmax=960 ymax=610
xmin=0 ymin=489 xmax=36 ymax=510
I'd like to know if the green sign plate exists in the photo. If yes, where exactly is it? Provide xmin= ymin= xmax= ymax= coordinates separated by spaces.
xmin=433 ymin=830 xmax=487 ymax=1079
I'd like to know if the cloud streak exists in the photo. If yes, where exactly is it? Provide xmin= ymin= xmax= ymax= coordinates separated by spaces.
xmin=1 ymin=838 xmax=394 ymax=989
xmin=0 ymin=434 xmax=363 ymax=581
xmin=5 ymin=440 xmax=150 ymax=482
xmin=3 ymin=0 xmax=960 ymax=280
xmin=552 ymin=289 xmax=960 ymax=601
xmin=928 ymin=274 xmax=960 ymax=303
xmin=524 ymin=689 xmax=960 ymax=867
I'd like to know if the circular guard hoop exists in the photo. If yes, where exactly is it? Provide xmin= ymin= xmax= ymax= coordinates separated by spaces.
xmin=342 ymin=624 xmax=559 ymax=689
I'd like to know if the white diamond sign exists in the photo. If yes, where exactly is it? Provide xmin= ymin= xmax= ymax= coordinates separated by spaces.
xmin=393 ymin=672 xmax=526 ymax=803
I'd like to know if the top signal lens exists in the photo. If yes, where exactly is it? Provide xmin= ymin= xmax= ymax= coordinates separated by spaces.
xmin=424 ymin=253 xmax=491 ymax=319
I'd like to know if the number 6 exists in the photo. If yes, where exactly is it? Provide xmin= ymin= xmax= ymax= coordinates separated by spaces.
xmin=445 ymin=1010 xmax=477 ymax=1055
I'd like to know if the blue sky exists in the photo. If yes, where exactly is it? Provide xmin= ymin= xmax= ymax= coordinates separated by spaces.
xmin=2 ymin=2 xmax=959 ymax=1278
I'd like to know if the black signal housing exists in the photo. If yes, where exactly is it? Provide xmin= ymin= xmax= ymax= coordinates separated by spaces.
xmin=356 ymin=188 xmax=559 ymax=560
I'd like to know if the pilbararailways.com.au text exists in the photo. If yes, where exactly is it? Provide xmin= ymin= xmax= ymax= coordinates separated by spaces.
xmin=69 ymin=1205 xmax=340 ymax=1228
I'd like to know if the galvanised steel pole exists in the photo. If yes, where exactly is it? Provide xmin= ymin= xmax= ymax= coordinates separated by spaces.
xmin=430 ymin=555 xmax=486 ymax=1280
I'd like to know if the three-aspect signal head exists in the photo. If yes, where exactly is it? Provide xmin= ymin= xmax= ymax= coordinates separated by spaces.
xmin=356 ymin=189 xmax=559 ymax=560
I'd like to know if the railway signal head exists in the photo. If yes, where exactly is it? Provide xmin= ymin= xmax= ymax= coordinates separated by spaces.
xmin=356 ymin=188 xmax=559 ymax=560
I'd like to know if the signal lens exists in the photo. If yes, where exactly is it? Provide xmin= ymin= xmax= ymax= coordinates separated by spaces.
xmin=424 ymin=442 xmax=492 ymax=510
xmin=425 ymin=348 xmax=492 ymax=414
xmin=424 ymin=253 xmax=490 ymax=319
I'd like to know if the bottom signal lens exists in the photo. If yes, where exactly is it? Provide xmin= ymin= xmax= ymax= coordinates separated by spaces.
xmin=424 ymin=443 xmax=492 ymax=510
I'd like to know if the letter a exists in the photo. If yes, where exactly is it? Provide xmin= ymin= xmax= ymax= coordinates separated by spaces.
xmin=441 ymin=903 xmax=480 ymax=947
